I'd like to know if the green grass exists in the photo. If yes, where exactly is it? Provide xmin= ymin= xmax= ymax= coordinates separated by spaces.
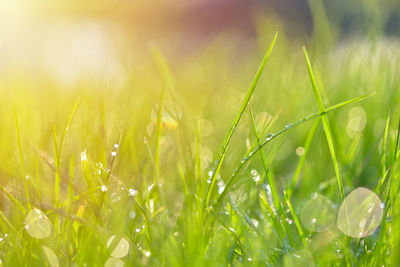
xmin=0 ymin=20 xmax=399 ymax=267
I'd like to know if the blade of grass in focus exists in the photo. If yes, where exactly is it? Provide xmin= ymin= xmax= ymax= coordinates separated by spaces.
xmin=248 ymin=105 xmax=294 ymax=245
xmin=214 ymin=92 xmax=375 ymax=211
xmin=303 ymin=47 xmax=345 ymax=202
xmin=203 ymin=32 xmax=278 ymax=208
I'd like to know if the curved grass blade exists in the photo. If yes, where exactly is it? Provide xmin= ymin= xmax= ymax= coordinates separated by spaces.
xmin=0 ymin=184 xmax=26 ymax=215
xmin=248 ymin=106 xmax=285 ymax=219
xmin=249 ymin=105 xmax=295 ymax=246
xmin=14 ymin=108 xmax=31 ymax=211
xmin=394 ymin=116 xmax=400 ymax=162
xmin=214 ymin=92 xmax=375 ymax=212
xmin=53 ymin=123 xmax=60 ymax=207
xmin=377 ymin=113 xmax=391 ymax=192
xmin=0 ymin=210 xmax=16 ymax=232
xmin=59 ymin=98 xmax=80 ymax=164
xmin=284 ymin=191 xmax=307 ymax=247
xmin=203 ymin=32 xmax=278 ymax=208
xmin=303 ymin=47 xmax=345 ymax=201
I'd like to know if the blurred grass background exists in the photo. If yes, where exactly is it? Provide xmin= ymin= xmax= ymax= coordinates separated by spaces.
xmin=0 ymin=0 xmax=399 ymax=266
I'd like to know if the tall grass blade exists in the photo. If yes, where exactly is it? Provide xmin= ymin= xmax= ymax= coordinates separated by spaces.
xmin=303 ymin=47 xmax=345 ymax=201
xmin=214 ymin=93 xmax=373 ymax=209
xmin=53 ymin=123 xmax=61 ymax=207
xmin=14 ymin=108 xmax=31 ymax=211
xmin=203 ymin=32 xmax=278 ymax=207
xmin=59 ymin=98 xmax=80 ymax=164
xmin=248 ymin=106 xmax=284 ymax=216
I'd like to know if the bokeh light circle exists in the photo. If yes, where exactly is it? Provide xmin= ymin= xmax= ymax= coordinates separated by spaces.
xmin=337 ymin=187 xmax=383 ymax=238
xmin=107 ymin=235 xmax=130 ymax=258
xmin=300 ymin=193 xmax=336 ymax=232
xmin=24 ymin=209 xmax=52 ymax=239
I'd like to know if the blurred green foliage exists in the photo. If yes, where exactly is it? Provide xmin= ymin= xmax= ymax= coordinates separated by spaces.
xmin=0 ymin=1 xmax=399 ymax=266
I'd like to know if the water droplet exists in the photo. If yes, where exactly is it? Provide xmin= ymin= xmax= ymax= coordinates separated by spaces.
xmin=265 ymin=184 xmax=272 ymax=193
xmin=253 ymin=175 xmax=260 ymax=183
xmin=296 ymin=146 xmax=305 ymax=156
xmin=265 ymin=134 xmax=274 ymax=141
xmin=114 ymin=144 xmax=119 ymax=149
xmin=111 ymin=151 xmax=117 ymax=157
xmin=128 ymin=188 xmax=138 ymax=197
xmin=129 ymin=211 xmax=136 ymax=219
xmin=101 ymin=185 xmax=108 ymax=192
xmin=218 ymin=180 xmax=225 ymax=195
xmin=107 ymin=235 xmax=130 ymax=258
xmin=149 ymin=199 xmax=155 ymax=213
xmin=24 ymin=209 xmax=52 ymax=239
xmin=285 ymin=123 xmax=293 ymax=130
xmin=81 ymin=151 xmax=87 ymax=161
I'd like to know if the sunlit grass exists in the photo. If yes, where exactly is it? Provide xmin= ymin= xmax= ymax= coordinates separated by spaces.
xmin=0 ymin=16 xmax=399 ymax=267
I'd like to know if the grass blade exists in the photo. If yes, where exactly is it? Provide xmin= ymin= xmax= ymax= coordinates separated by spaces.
xmin=248 ymin=106 xmax=283 ymax=219
xmin=249 ymin=105 xmax=294 ymax=246
xmin=203 ymin=32 xmax=278 ymax=207
xmin=53 ymin=123 xmax=61 ymax=207
xmin=14 ymin=108 xmax=31 ymax=211
xmin=0 ymin=184 xmax=26 ymax=215
xmin=303 ymin=47 xmax=345 ymax=201
xmin=59 ymin=98 xmax=80 ymax=164
xmin=214 ymin=92 xmax=374 ymax=211
xmin=285 ymin=192 xmax=307 ymax=247
xmin=377 ymin=113 xmax=391 ymax=192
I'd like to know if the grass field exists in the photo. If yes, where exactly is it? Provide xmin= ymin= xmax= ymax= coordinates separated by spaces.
xmin=0 ymin=2 xmax=400 ymax=266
